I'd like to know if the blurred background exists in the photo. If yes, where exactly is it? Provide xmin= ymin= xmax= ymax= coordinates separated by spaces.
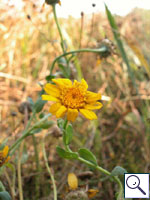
xmin=0 ymin=0 xmax=150 ymax=199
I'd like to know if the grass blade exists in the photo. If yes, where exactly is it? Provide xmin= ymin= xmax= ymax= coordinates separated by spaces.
xmin=105 ymin=4 xmax=137 ymax=92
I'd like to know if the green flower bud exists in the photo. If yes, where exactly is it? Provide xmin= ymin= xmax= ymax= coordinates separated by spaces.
xmin=97 ymin=38 xmax=116 ymax=58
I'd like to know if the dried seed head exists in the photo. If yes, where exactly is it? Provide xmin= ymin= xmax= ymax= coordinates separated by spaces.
xmin=18 ymin=101 xmax=32 ymax=114
xmin=11 ymin=111 xmax=17 ymax=117
xmin=81 ymin=11 xmax=84 ymax=17
xmin=66 ymin=190 xmax=88 ymax=200
xmin=97 ymin=38 xmax=116 ymax=58
xmin=27 ymin=15 xmax=31 ymax=20
xmin=92 ymin=3 xmax=96 ymax=7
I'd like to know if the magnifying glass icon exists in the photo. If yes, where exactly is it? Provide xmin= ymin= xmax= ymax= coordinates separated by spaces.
xmin=126 ymin=175 xmax=146 ymax=195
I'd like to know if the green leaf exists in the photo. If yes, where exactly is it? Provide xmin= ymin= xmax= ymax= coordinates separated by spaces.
xmin=57 ymin=119 xmax=64 ymax=130
xmin=56 ymin=146 xmax=78 ymax=160
xmin=57 ymin=57 xmax=70 ymax=78
xmin=32 ymin=114 xmax=53 ymax=130
xmin=39 ymin=112 xmax=45 ymax=119
xmin=33 ymin=97 xmax=46 ymax=113
xmin=37 ymin=121 xmax=54 ymax=129
xmin=105 ymin=4 xmax=137 ymax=92
xmin=30 ymin=128 xmax=42 ymax=135
xmin=64 ymin=124 xmax=73 ymax=145
xmin=58 ymin=57 xmax=67 ymax=65
xmin=58 ymin=63 xmax=69 ymax=78
xmin=46 ymin=74 xmax=56 ymax=82
xmin=0 ymin=191 xmax=11 ymax=200
xmin=111 ymin=166 xmax=127 ymax=176
xmin=78 ymin=148 xmax=97 ymax=165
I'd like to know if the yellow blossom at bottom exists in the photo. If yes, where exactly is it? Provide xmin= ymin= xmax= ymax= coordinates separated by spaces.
xmin=87 ymin=189 xmax=99 ymax=198
xmin=68 ymin=173 xmax=78 ymax=190
xmin=42 ymin=78 xmax=102 ymax=122
xmin=0 ymin=146 xmax=10 ymax=167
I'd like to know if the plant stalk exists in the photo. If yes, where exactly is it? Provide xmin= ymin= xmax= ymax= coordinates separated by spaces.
xmin=17 ymin=142 xmax=24 ymax=200
xmin=32 ymin=135 xmax=40 ymax=199
xmin=50 ymin=47 xmax=108 ymax=75
xmin=52 ymin=4 xmax=65 ymax=54
xmin=42 ymin=140 xmax=57 ymax=200
xmin=62 ymin=123 xmax=123 ymax=199
xmin=9 ymin=113 xmax=51 ymax=154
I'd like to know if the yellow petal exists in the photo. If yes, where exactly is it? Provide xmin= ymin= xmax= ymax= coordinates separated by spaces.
xmin=96 ymin=58 xmax=101 ymax=66
xmin=87 ymin=189 xmax=99 ymax=198
xmin=84 ymin=102 xmax=103 ymax=110
xmin=3 ymin=146 xmax=9 ymax=157
xmin=73 ymin=79 xmax=88 ymax=91
xmin=56 ymin=106 xmax=67 ymax=118
xmin=4 ymin=156 xmax=10 ymax=164
xmin=44 ymin=83 xmax=60 ymax=97
xmin=79 ymin=109 xmax=97 ymax=120
xmin=86 ymin=91 xmax=101 ymax=103
xmin=67 ymin=109 xmax=78 ymax=122
xmin=49 ymin=102 xmax=61 ymax=115
xmin=52 ymin=78 xmax=72 ymax=87
xmin=81 ymin=79 xmax=88 ymax=90
xmin=68 ymin=173 xmax=78 ymax=190
xmin=42 ymin=95 xmax=59 ymax=102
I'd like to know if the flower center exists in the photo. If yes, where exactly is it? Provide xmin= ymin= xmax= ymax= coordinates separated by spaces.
xmin=60 ymin=87 xmax=85 ymax=109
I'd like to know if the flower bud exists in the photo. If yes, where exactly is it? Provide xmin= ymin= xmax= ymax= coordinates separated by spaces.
xmin=97 ymin=38 xmax=116 ymax=58
xmin=45 ymin=0 xmax=61 ymax=5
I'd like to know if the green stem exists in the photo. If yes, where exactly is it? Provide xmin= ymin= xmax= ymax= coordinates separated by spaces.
xmin=52 ymin=4 xmax=66 ymax=54
xmin=63 ymin=119 xmax=68 ymax=130
xmin=42 ymin=139 xmax=57 ymax=200
xmin=62 ymin=120 xmax=70 ymax=151
xmin=52 ymin=4 xmax=71 ymax=76
xmin=32 ymin=136 xmax=40 ymax=172
xmin=25 ymin=112 xmax=35 ymax=131
xmin=50 ymin=47 xmax=107 ymax=75
xmin=62 ymin=122 xmax=123 ymax=199
xmin=62 ymin=121 xmax=117 ymax=183
xmin=78 ymin=156 xmax=123 ymax=199
xmin=4 ymin=170 xmax=16 ymax=199
xmin=9 ymin=113 xmax=51 ymax=154
xmin=32 ymin=135 xmax=40 ymax=199
xmin=9 ymin=132 xmax=30 ymax=154
xmin=9 ymin=112 xmax=36 ymax=153
xmin=17 ymin=142 xmax=24 ymax=200
xmin=74 ymin=57 xmax=83 ymax=81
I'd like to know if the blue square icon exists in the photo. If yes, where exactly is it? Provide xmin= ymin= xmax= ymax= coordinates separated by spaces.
xmin=124 ymin=173 xmax=149 ymax=198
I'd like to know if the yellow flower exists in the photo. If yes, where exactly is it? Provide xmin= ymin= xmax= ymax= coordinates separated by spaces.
xmin=42 ymin=78 xmax=102 ymax=122
xmin=0 ymin=146 xmax=10 ymax=167
xmin=87 ymin=189 xmax=99 ymax=198
xmin=68 ymin=173 xmax=78 ymax=190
